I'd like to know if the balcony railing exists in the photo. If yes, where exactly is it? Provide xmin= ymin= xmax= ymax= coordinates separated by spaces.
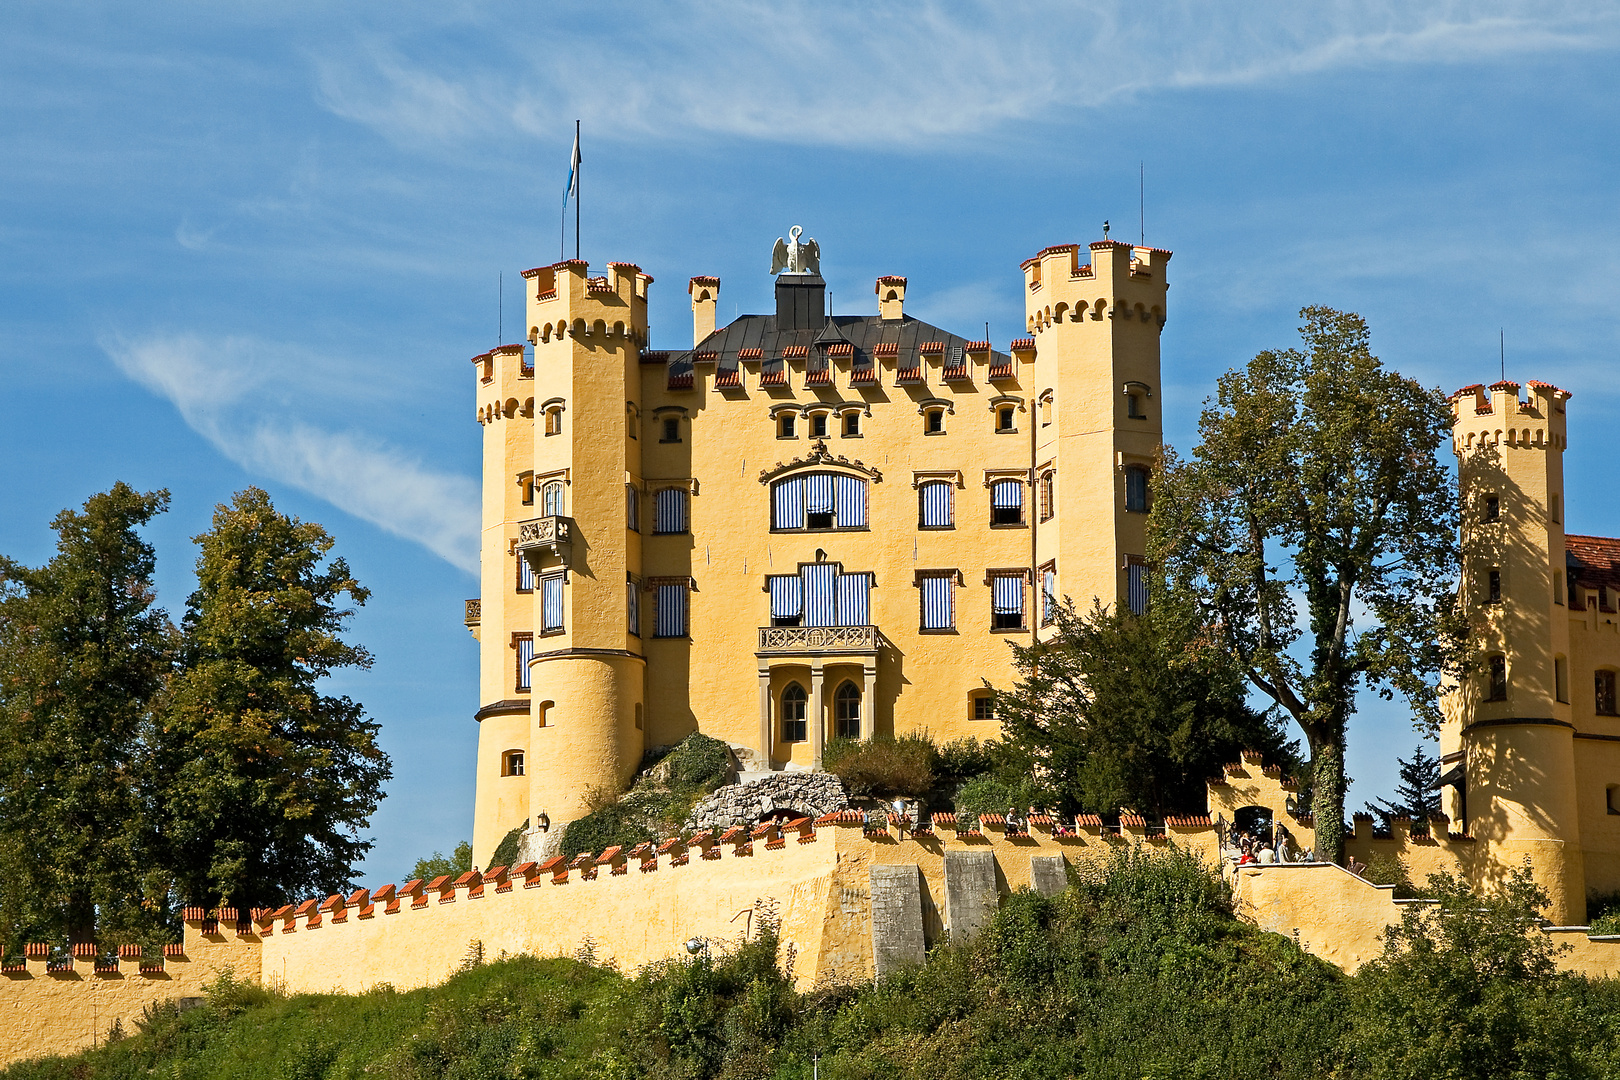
xmin=464 ymin=599 xmax=481 ymax=626
xmin=757 ymin=625 xmax=881 ymax=653
xmin=516 ymin=515 xmax=574 ymax=567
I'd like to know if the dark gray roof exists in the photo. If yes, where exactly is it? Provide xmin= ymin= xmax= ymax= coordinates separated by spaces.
xmin=651 ymin=314 xmax=1011 ymax=379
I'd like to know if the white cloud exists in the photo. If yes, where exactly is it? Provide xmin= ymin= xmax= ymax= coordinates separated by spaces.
xmin=105 ymin=333 xmax=480 ymax=574
xmin=308 ymin=2 xmax=1620 ymax=151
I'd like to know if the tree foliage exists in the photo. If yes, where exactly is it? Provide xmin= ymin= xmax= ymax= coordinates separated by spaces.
xmin=994 ymin=600 xmax=1297 ymax=819
xmin=1364 ymin=743 xmax=1442 ymax=826
xmin=1147 ymin=307 xmax=1462 ymax=862
xmin=410 ymin=841 xmax=473 ymax=884
xmin=151 ymin=488 xmax=390 ymax=911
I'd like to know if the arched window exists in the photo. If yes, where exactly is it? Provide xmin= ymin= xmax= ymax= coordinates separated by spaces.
xmin=781 ymin=683 xmax=808 ymax=742
xmin=545 ymin=406 xmax=564 ymax=436
xmin=542 ymin=480 xmax=566 ymax=517
xmin=1487 ymin=654 xmax=1508 ymax=702
xmin=924 ymin=408 xmax=945 ymax=435
xmin=1039 ymin=471 xmax=1055 ymax=521
xmin=502 ymin=750 xmax=525 ymax=777
xmin=834 ymin=681 xmax=861 ymax=739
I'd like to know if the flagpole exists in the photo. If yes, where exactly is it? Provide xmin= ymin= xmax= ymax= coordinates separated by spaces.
xmin=574 ymin=119 xmax=581 ymax=263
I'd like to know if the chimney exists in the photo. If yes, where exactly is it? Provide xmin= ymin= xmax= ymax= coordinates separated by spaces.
xmin=689 ymin=276 xmax=720 ymax=347
xmin=876 ymin=276 xmax=907 ymax=321
xmin=775 ymin=272 xmax=826 ymax=332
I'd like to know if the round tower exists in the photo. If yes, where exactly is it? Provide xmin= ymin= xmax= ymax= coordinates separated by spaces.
xmin=470 ymin=260 xmax=652 ymax=865
xmin=1445 ymin=379 xmax=1584 ymax=923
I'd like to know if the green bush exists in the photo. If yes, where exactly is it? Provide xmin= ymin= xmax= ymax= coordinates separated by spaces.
xmin=662 ymin=731 xmax=733 ymax=791
xmin=409 ymin=841 xmax=471 ymax=883
xmin=560 ymin=804 xmax=656 ymax=863
xmin=489 ymin=820 xmax=527 ymax=869
xmin=1361 ymin=852 xmax=1418 ymax=899
xmin=825 ymin=733 xmax=935 ymax=797
xmin=1588 ymin=891 xmax=1620 ymax=935
xmin=953 ymin=774 xmax=1045 ymax=830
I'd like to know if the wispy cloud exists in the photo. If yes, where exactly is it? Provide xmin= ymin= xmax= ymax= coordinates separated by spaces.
xmin=104 ymin=333 xmax=479 ymax=574
xmin=309 ymin=2 xmax=1620 ymax=151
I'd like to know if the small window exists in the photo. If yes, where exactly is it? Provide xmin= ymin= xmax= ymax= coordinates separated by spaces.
xmin=502 ymin=750 xmax=525 ymax=777
xmin=1487 ymin=568 xmax=1502 ymax=604
xmin=1555 ymin=569 xmax=1564 ymax=605
xmin=1039 ymin=472 xmax=1055 ymax=521
xmin=1552 ymin=493 xmax=1562 ymax=524
xmin=1125 ymin=466 xmax=1150 ymax=514
xmin=540 ymin=575 xmax=565 ymax=635
xmin=1598 ymin=671 xmax=1618 ymax=716
xmin=1487 ymin=654 xmax=1508 ymax=702
xmin=545 ymin=407 xmax=564 ymax=436
xmin=1608 ymin=785 xmax=1620 ymax=816
xmin=781 ymin=683 xmax=807 ymax=742
xmin=919 ymin=572 xmax=955 ymax=631
xmin=810 ymin=413 xmax=829 ymax=438
xmin=655 ymin=583 xmax=689 ymax=638
xmin=991 ymin=479 xmax=1024 ymax=526
xmin=514 ymin=634 xmax=535 ymax=693
xmin=778 ymin=413 xmax=797 ymax=439
xmin=995 ymin=406 xmax=1016 ymax=433
xmin=1040 ymin=563 xmax=1057 ymax=626
xmin=1555 ymin=656 xmax=1569 ymax=704
xmin=661 ymin=417 xmax=681 ymax=443
xmin=1483 ymin=495 xmax=1500 ymax=522
xmin=519 ymin=474 xmax=534 ymax=506
xmin=834 ymin=681 xmax=861 ymax=739
xmin=627 ymin=578 xmax=641 ymax=637
xmin=626 ymin=484 xmax=640 ymax=532
xmin=654 ymin=488 xmax=690 ymax=534
xmin=1127 ymin=391 xmax=1146 ymax=420
xmin=627 ymin=405 xmax=638 ymax=439
xmin=991 ymin=573 xmax=1025 ymax=630
xmin=536 ymin=699 xmax=553 ymax=728
xmin=972 ymin=694 xmax=995 ymax=721
xmin=1039 ymin=392 xmax=1053 ymax=427
xmin=918 ymin=481 xmax=954 ymax=529
xmin=541 ymin=480 xmax=566 ymax=517
xmin=517 ymin=552 xmax=535 ymax=593
xmin=842 ymin=412 xmax=861 ymax=437
xmin=925 ymin=409 xmax=945 ymax=435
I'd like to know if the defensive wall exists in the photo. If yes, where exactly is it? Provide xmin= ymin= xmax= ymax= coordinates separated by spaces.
xmin=7 ymin=758 xmax=1619 ymax=1067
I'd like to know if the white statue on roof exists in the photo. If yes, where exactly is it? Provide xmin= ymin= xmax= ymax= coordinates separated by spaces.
xmin=771 ymin=225 xmax=820 ymax=276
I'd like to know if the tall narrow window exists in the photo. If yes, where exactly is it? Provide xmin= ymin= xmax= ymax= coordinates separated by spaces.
xmin=919 ymin=481 xmax=954 ymax=529
xmin=1039 ymin=392 xmax=1053 ymax=427
xmin=519 ymin=474 xmax=534 ymax=505
xmin=514 ymin=634 xmax=534 ymax=692
xmin=655 ymin=488 xmax=689 ymax=534
xmin=545 ymin=407 xmax=564 ymax=436
xmin=542 ymin=481 xmax=566 ymax=517
xmin=836 ymin=571 xmax=872 ymax=626
xmin=842 ymin=412 xmax=861 ymax=437
xmin=991 ymin=479 xmax=1024 ymax=526
xmin=1039 ymin=471 xmax=1055 ymax=521
xmin=991 ymin=573 xmax=1025 ymax=630
xmin=1127 ymin=563 xmax=1149 ymax=616
xmin=626 ymin=484 xmax=640 ymax=532
xmin=925 ymin=409 xmax=945 ymax=434
xmin=778 ymin=413 xmax=797 ymax=438
xmin=1552 ymin=493 xmax=1562 ymax=524
xmin=661 ymin=417 xmax=681 ymax=442
xmin=1487 ymin=654 xmax=1508 ymax=702
xmin=655 ymin=584 xmax=688 ymax=638
xmin=781 ymin=683 xmax=807 ymax=742
xmin=1597 ymin=670 xmax=1618 ymax=716
xmin=627 ymin=577 xmax=641 ymax=637
xmin=517 ymin=552 xmax=535 ymax=593
xmin=1483 ymin=495 xmax=1500 ymax=522
xmin=541 ymin=575 xmax=565 ymax=634
xmin=1040 ymin=564 xmax=1057 ymax=626
xmin=1555 ymin=657 xmax=1569 ymax=704
xmin=802 ymin=563 xmax=837 ymax=627
xmin=834 ymin=681 xmax=861 ymax=739
xmin=996 ymin=405 xmax=1016 ymax=433
xmin=1125 ymin=466 xmax=1150 ymax=513
xmin=920 ymin=572 xmax=955 ymax=631
xmin=1487 ymin=568 xmax=1502 ymax=604
xmin=805 ymin=473 xmax=835 ymax=530
xmin=810 ymin=413 xmax=829 ymax=438
xmin=769 ymin=574 xmax=804 ymax=627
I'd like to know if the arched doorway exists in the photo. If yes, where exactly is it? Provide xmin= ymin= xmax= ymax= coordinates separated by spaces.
xmin=834 ymin=681 xmax=861 ymax=739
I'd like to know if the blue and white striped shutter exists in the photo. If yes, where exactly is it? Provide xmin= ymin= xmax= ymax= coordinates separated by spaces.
xmin=626 ymin=485 xmax=639 ymax=532
xmin=805 ymin=473 xmax=836 ymax=515
xmin=627 ymin=581 xmax=640 ymax=636
xmin=769 ymin=575 xmax=804 ymax=620
xmin=992 ymin=574 xmax=1024 ymax=615
xmin=920 ymin=482 xmax=953 ymax=527
xmin=542 ymin=576 xmax=565 ymax=632
xmin=772 ymin=477 xmax=804 ymax=529
xmin=921 ymin=576 xmax=953 ymax=629
xmin=657 ymin=488 xmax=688 ymax=533
xmin=516 ymin=637 xmax=535 ymax=689
xmin=657 ymin=584 xmax=688 ymax=637
xmin=991 ymin=479 xmax=1023 ymax=510
xmin=836 ymin=572 xmax=870 ymax=626
xmin=1128 ymin=564 xmax=1149 ymax=615
xmin=518 ymin=555 xmax=536 ymax=592
xmin=834 ymin=476 xmax=866 ymax=527
xmin=1042 ymin=567 xmax=1057 ymax=622
xmin=802 ymin=563 xmax=837 ymax=627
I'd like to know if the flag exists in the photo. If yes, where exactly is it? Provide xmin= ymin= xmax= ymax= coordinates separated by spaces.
xmin=564 ymin=128 xmax=581 ymax=208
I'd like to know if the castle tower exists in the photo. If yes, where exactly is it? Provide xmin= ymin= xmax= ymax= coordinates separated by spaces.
xmin=1023 ymin=241 xmax=1169 ymax=618
xmin=469 ymin=259 xmax=653 ymax=864
xmin=1445 ymin=379 xmax=1583 ymax=923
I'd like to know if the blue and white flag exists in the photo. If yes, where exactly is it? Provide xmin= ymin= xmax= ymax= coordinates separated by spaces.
xmin=564 ymin=128 xmax=581 ymax=208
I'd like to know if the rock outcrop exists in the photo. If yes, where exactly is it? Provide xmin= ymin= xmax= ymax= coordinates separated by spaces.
xmin=683 ymin=772 xmax=849 ymax=831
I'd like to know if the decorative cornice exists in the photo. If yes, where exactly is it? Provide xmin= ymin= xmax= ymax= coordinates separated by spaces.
xmin=757 ymin=440 xmax=883 ymax=484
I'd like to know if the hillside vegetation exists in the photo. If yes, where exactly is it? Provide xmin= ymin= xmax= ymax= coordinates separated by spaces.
xmin=7 ymin=849 xmax=1619 ymax=1080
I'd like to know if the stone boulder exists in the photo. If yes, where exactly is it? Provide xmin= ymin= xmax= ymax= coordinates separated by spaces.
xmin=683 ymin=772 xmax=849 ymax=832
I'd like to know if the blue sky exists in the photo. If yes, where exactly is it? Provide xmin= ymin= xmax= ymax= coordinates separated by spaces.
xmin=4 ymin=2 xmax=1618 ymax=882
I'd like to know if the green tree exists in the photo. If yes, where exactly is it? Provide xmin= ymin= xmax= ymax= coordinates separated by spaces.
xmin=152 ymin=488 xmax=390 ymax=911
xmin=993 ymin=600 xmax=1296 ymax=820
xmin=0 ymin=484 xmax=175 ymax=947
xmin=1147 ymin=307 xmax=1461 ymax=863
xmin=410 ymin=841 xmax=473 ymax=883
xmin=1364 ymin=742 xmax=1442 ymax=827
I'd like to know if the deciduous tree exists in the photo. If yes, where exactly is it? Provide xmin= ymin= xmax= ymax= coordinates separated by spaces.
xmin=1147 ymin=307 xmax=1461 ymax=863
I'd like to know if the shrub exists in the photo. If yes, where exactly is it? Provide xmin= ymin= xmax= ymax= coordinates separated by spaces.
xmin=489 ymin=820 xmax=527 ymax=870
xmin=826 ymin=733 xmax=935 ymax=797
xmin=953 ymin=774 xmax=1045 ymax=829
xmin=662 ymin=731 xmax=733 ymax=791
xmin=410 ymin=841 xmax=472 ymax=883
xmin=1361 ymin=851 xmax=1418 ymax=899
xmin=1588 ymin=891 xmax=1620 ymax=935
xmin=560 ymin=804 xmax=655 ymax=863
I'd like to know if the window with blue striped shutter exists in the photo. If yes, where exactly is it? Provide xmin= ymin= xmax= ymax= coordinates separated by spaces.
xmin=802 ymin=563 xmax=837 ymax=627
xmin=992 ymin=574 xmax=1025 ymax=629
xmin=991 ymin=479 xmax=1024 ymax=525
xmin=515 ymin=636 xmax=534 ymax=690
xmin=920 ymin=575 xmax=954 ymax=630
xmin=655 ymin=584 xmax=688 ymax=637
xmin=836 ymin=572 xmax=871 ymax=626
xmin=1127 ymin=564 xmax=1149 ymax=615
xmin=542 ymin=575 xmax=565 ymax=633
xmin=655 ymin=488 xmax=688 ymax=534
xmin=769 ymin=575 xmax=804 ymax=625
xmin=919 ymin=481 xmax=953 ymax=528
xmin=772 ymin=477 xmax=804 ymax=530
xmin=834 ymin=475 xmax=866 ymax=527
xmin=517 ymin=553 xmax=535 ymax=592
xmin=805 ymin=473 xmax=836 ymax=515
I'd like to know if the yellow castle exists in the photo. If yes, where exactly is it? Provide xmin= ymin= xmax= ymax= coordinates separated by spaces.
xmin=465 ymin=231 xmax=1170 ymax=862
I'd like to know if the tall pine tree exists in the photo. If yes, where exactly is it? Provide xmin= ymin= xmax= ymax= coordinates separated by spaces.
xmin=1364 ymin=743 xmax=1442 ymax=825
xmin=152 ymin=488 xmax=391 ymax=911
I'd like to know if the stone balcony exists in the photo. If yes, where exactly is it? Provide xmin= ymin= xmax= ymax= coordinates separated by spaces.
xmin=756 ymin=625 xmax=881 ymax=656
xmin=464 ymin=599 xmax=481 ymax=626
xmin=516 ymin=515 xmax=573 ymax=569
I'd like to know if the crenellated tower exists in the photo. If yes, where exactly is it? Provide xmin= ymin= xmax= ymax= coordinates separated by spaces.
xmin=1024 ymin=241 xmax=1170 ymax=619
xmin=469 ymin=259 xmax=653 ymax=865
xmin=1444 ymin=379 xmax=1583 ymax=922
